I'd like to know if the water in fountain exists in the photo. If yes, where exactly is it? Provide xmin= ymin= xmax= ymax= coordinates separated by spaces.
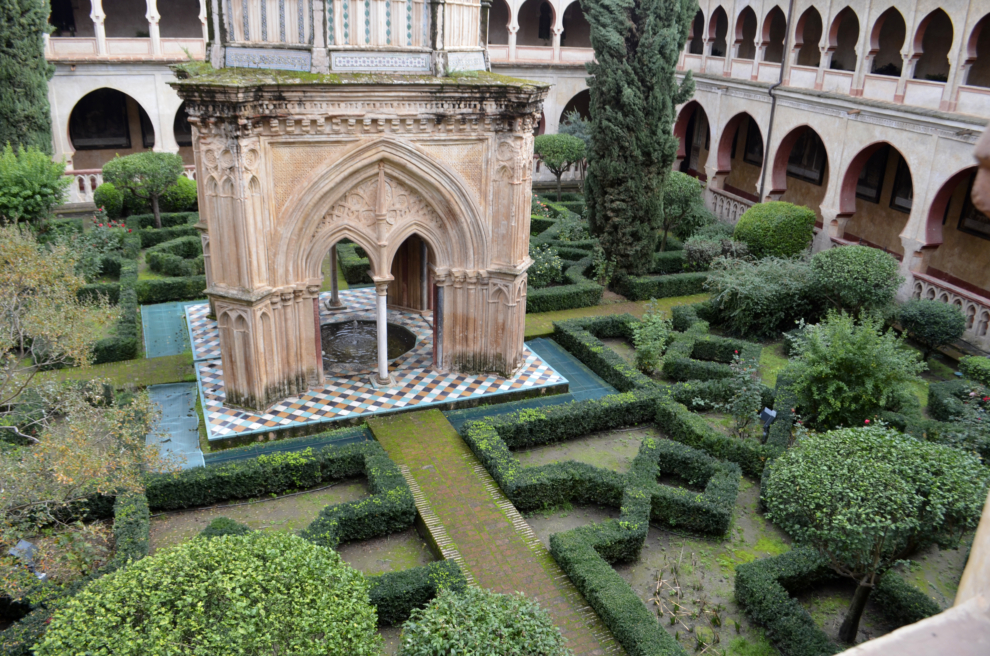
xmin=321 ymin=320 xmax=417 ymax=371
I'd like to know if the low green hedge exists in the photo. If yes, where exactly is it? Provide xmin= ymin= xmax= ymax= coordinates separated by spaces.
xmin=670 ymin=302 xmax=716 ymax=332
xmin=662 ymin=326 xmax=762 ymax=383
xmin=928 ymin=379 xmax=969 ymax=421
xmin=108 ymin=493 xmax=150 ymax=567
xmin=650 ymin=250 xmax=688 ymax=274
xmin=126 ymin=211 xmax=198 ymax=230
xmin=612 ymin=272 xmax=707 ymax=301
xmin=527 ymin=258 xmax=603 ymax=314
xmin=530 ymin=215 xmax=557 ymax=235
xmin=138 ymin=223 xmax=200 ymax=248
xmin=146 ymin=235 xmax=205 ymax=277
xmin=670 ymin=378 xmax=774 ymax=412
xmin=337 ymin=241 xmax=373 ymax=285
xmin=872 ymin=571 xmax=942 ymax=625
xmin=735 ymin=548 xmax=839 ymax=656
xmin=135 ymin=275 xmax=206 ymax=304
xmin=648 ymin=437 xmax=740 ymax=535
xmin=552 ymin=315 xmax=655 ymax=391
xmin=368 ymin=560 xmax=469 ymax=627
xmin=91 ymin=259 xmax=139 ymax=364
xmin=77 ymin=282 xmax=121 ymax=305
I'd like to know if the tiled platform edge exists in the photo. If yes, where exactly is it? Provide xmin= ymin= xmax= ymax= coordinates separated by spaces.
xmin=369 ymin=410 xmax=623 ymax=656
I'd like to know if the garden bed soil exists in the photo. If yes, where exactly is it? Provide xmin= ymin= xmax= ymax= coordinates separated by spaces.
xmin=148 ymin=478 xmax=369 ymax=553
xmin=336 ymin=527 xmax=436 ymax=576
xmin=525 ymin=504 xmax=621 ymax=550
xmin=700 ymin=412 xmax=763 ymax=443
xmin=379 ymin=627 xmax=401 ymax=655
xmin=514 ymin=426 xmax=657 ymax=474
xmin=602 ymin=337 xmax=636 ymax=365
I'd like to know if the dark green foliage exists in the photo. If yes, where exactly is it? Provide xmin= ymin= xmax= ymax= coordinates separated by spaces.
xmin=138 ymin=223 xmax=200 ymax=247
xmin=704 ymin=256 xmax=820 ymax=337
xmin=198 ymin=517 xmax=251 ymax=539
xmin=735 ymin=548 xmax=839 ymax=656
xmin=650 ymin=250 xmax=688 ymax=274
xmin=91 ymin=259 xmax=139 ymax=364
xmin=127 ymin=211 xmax=198 ymax=230
xmin=899 ymin=299 xmax=967 ymax=359
xmin=368 ymin=560 xmax=468 ymax=627
xmin=871 ymin=571 xmax=942 ymax=626
xmin=960 ymin=356 xmax=990 ymax=386
xmin=94 ymin=183 xmax=124 ymax=219
xmin=927 ymin=379 xmax=970 ymax=421
xmin=683 ymin=235 xmax=748 ymax=272
xmin=765 ymin=377 xmax=798 ymax=450
xmin=0 ymin=0 xmax=54 ymax=152
xmin=0 ymin=145 xmax=70 ymax=223
xmin=647 ymin=438 xmax=740 ymax=534
xmin=530 ymin=215 xmax=558 ymax=235
xmin=135 ymin=275 xmax=206 ymax=304
xmin=552 ymin=315 xmax=656 ymax=391
xmin=662 ymin=326 xmax=763 ymax=383
xmin=159 ymin=175 xmax=198 ymax=212
xmin=526 ymin=258 xmax=604 ymax=313
xmin=77 ymin=282 xmax=121 ymax=305
xmin=337 ymin=241 xmax=374 ymax=284
xmin=732 ymin=202 xmax=815 ymax=259
xmin=102 ymin=152 xmax=184 ymax=229
xmin=108 ymin=493 xmax=151 ymax=567
xmin=146 ymin=235 xmax=205 ymax=277
xmin=534 ymin=133 xmax=586 ymax=202
xmin=670 ymin=302 xmax=715 ymax=332
xmin=612 ymin=271 xmax=708 ymax=301
xmin=583 ymin=0 xmax=696 ymax=274
xmin=810 ymin=246 xmax=902 ymax=315
xmin=670 ymin=378 xmax=774 ymax=413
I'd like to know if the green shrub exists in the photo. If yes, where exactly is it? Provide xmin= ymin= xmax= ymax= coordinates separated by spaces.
xmin=94 ymin=182 xmax=124 ymax=219
xmin=528 ymin=243 xmax=565 ymax=288
xmin=553 ymin=315 xmax=656 ymax=391
xmin=0 ymin=145 xmax=70 ymax=224
xmin=135 ymin=275 xmax=206 ymax=304
xmin=137 ymin=223 xmax=199 ymax=248
xmin=34 ymin=532 xmax=383 ymax=656
xmin=368 ymin=560 xmax=468 ymax=627
xmin=399 ymin=587 xmax=570 ymax=656
xmin=612 ymin=271 xmax=708 ymax=301
xmin=337 ymin=241 xmax=373 ymax=284
xmin=127 ymin=211 xmax=198 ymax=229
xmin=735 ymin=548 xmax=839 ymax=656
xmin=160 ymin=174 xmax=198 ymax=211
xmin=784 ymin=311 xmax=926 ymax=429
xmin=632 ymin=302 xmax=673 ymax=374
xmin=872 ymin=571 xmax=942 ymax=626
xmin=732 ymin=202 xmax=815 ymax=259
xmin=899 ymin=299 xmax=966 ymax=360
xmin=960 ymin=356 xmax=990 ymax=386
xmin=683 ymin=235 xmax=748 ymax=271
xmin=526 ymin=258 xmax=603 ymax=313
xmin=91 ymin=259 xmax=139 ymax=364
xmin=146 ymin=235 xmax=204 ymax=277
xmin=650 ymin=249 xmax=688 ymax=274
xmin=530 ymin=215 xmax=557 ymax=235
xmin=103 ymin=151 xmax=184 ymax=228
xmin=704 ymin=256 xmax=819 ymax=337
xmin=198 ymin=517 xmax=250 ymax=539
xmin=77 ymin=282 xmax=121 ymax=305
xmin=810 ymin=246 xmax=902 ymax=315
xmin=107 ymin=493 xmax=150 ymax=568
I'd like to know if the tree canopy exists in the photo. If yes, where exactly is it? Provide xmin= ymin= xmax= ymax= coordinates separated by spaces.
xmin=0 ymin=0 xmax=55 ymax=152
xmin=583 ymin=0 xmax=695 ymax=274
xmin=102 ymin=152 xmax=184 ymax=229
xmin=534 ymin=133 xmax=585 ymax=202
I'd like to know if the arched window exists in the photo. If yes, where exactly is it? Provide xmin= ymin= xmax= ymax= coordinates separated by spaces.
xmin=828 ymin=7 xmax=859 ymax=72
xmin=762 ymin=7 xmax=787 ymax=63
xmin=689 ymin=10 xmax=704 ymax=55
xmin=709 ymin=7 xmax=728 ymax=57
xmin=796 ymin=7 xmax=823 ymax=67
xmin=174 ymin=103 xmax=193 ymax=148
xmin=913 ymin=9 xmax=953 ymax=82
xmin=517 ymin=0 xmax=553 ymax=46
xmin=736 ymin=7 xmax=757 ymax=60
xmin=965 ymin=14 xmax=990 ymax=88
xmin=870 ymin=8 xmax=906 ymax=76
xmin=561 ymin=1 xmax=591 ymax=48
xmin=489 ymin=0 xmax=510 ymax=45
xmin=69 ymin=88 xmax=155 ymax=152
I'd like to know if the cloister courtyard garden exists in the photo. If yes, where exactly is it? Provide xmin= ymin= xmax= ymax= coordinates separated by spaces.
xmin=2 ymin=0 xmax=990 ymax=655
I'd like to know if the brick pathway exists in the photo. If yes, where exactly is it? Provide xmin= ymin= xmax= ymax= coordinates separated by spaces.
xmin=368 ymin=410 xmax=623 ymax=656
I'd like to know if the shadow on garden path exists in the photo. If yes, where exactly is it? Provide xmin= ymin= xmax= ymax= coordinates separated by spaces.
xmin=369 ymin=409 xmax=624 ymax=656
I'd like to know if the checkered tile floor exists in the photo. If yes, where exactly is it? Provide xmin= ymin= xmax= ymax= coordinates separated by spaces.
xmin=184 ymin=290 xmax=568 ymax=441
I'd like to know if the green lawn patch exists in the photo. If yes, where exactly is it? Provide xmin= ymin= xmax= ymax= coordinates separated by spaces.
xmin=41 ymin=352 xmax=196 ymax=389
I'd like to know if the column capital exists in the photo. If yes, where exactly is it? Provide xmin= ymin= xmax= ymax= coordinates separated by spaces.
xmin=146 ymin=0 xmax=161 ymax=24
xmin=375 ymin=281 xmax=390 ymax=296
xmin=90 ymin=0 xmax=105 ymax=23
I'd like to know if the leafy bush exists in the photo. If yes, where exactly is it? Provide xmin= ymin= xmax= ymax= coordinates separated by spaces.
xmin=872 ymin=571 xmax=942 ymax=626
xmin=784 ymin=312 xmax=926 ymax=429
xmin=715 ymin=354 xmax=764 ymax=437
xmin=683 ymin=235 xmax=748 ymax=271
xmin=198 ymin=517 xmax=250 ymax=539
xmin=146 ymin=235 xmax=204 ymax=277
xmin=93 ymin=183 xmax=124 ymax=219
xmin=704 ymin=256 xmax=819 ymax=337
xmin=369 ymin=560 xmax=468 ymax=627
xmin=632 ymin=301 xmax=673 ymax=374
xmin=526 ymin=258 xmax=603 ymax=313
xmin=135 ymin=275 xmax=206 ymax=304
xmin=960 ymin=356 xmax=990 ymax=386
xmin=160 ymin=174 xmax=198 ymax=212
xmin=0 ymin=145 xmax=70 ymax=224
xmin=899 ymin=299 xmax=966 ymax=360
xmin=612 ymin=271 xmax=708 ymax=300
xmin=102 ymin=152 xmax=184 ymax=228
xmin=534 ymin=133 xmax=585 ymax=202
xmin=732 ymin=201 xmax=815 ymax=259
xmin=528 ymin=243 xmax=565 ymax=288
xmin=34 ymin=532 xmax=383 ymax=656
xmin=127 ymin=211 xmax=198 ymax=229
xmin=660 ymin=171 xmax=713 ymax=250
xmin=400 ymin=587 xmax=570 ymax=656
xmin=810 ymin=246 xmax=902 ymax=315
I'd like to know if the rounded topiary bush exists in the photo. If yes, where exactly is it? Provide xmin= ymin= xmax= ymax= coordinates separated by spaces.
xmin=960 ymin=355 xmax=990 ymax=386
xmin=399 ymin=586 xmax=571 ymax=656
xmin=93 ymin=182 xmax=123 ymax=219
xmin=899 ymin=299 xmax=966 ymax=359
xmin=732 ymin=201 xmax=815 ymax=258
xmin=198 ymin=516 xmax=251 ymax=539
xmin=35 ymin=531 xmax=382 ymax=656
xmin=811 ymin=245 xmax=902 ymax=315
xmin=161 ymin=174 xmax=198 ymax=212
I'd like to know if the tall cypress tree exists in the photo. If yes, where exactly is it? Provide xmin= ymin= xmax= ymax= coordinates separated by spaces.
xmin=0 ymin=0 xmax=55 ymax=153
xmin=582 ymin=0 xmax=695 ymax=274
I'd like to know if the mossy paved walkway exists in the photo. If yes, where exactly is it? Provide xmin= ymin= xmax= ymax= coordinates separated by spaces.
xmin=368 ymin=410 xmax=623 ymax=656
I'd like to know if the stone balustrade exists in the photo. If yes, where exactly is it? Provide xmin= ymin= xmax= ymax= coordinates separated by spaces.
xmin=911 ymin=271 xmax=990 ymax=352
xmin=64 ymin=166 xmax=197 ymax=207
xmin=705 ymin=186 xmax=753 ymax=225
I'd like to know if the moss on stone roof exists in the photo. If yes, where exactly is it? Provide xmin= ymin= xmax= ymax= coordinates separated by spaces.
xmin=172 ymin=61 xmax=546 ymax=91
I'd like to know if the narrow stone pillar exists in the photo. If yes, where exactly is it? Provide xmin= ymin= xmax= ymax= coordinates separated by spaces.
xmin=508 ymin=26 xmax=517 ymax=61
xmin=326 ymin=244 xmax=346 ymax=311
xmin=433 ymin=282 xmax=445 ymax=370
xmin=372 ymin=282 xmax=394 ymax=387
xmin=91 ymin=0 xmax=107 ymax=56
xmin=420 ymin=240 xmax=429 ymax=311
xmin=552 ymin=26 xmax=562 ymax=62
xmin=198 ymin=0 xmax=209 ymax=42
xmin=146 ymin=0 xmax=163 ymax=57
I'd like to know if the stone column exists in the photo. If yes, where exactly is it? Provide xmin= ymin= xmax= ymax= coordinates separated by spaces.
xmin=480 ymin=0 xmax=491 ymax=47
xmin=326 ymin=244 xmax=346 ymax=311
xmin=147 ymin=0 xmax=163 ymax=57
xmin=91 ymin=0 xmax=107 ymax=56
xmin=311 ymin=0 xmax=330 ymax=73
xmin=420 ymin=240 xmax=429 ymax=311
xmin=508 ymin=25 xmax=517 ymax=61
xmin=199 ymin=0 xmax=209 ymax=42
xmin=552 ymin=25 xmax=562 ymax=62
xmin=372 ymin=281 xmax=395 ymax=387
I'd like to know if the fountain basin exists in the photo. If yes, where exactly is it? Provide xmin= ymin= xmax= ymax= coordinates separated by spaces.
xmin=321 ymin=320 xmax=417 ymax=371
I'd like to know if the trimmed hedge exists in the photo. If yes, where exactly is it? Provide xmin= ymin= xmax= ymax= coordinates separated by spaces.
xmin=733 ymin=202 xmax=815 ymax=259
xmin=91 ymin=258 xmax=139 ymax=364
xmin=959 ymin=356 xmax=990 ymax=386
xmin=735 ymin=547 xmax=839 ymax=656
xmin=138 ymin=223 xmax=199 ymax=248
xmin=108 ymin=493 xmax=150 ymax=567
xmin=872 ymin=571 xmax=942 ymax=626
xmin=928 ymin=379 xmax=968 ymax=421
xmin=135 ymin=275 xmax=206 ymax=304
xmin=552 ymin=315 xmax=655 ymax=391
xmin=670 ymin=378 xmax=774 ymax=412
xmin=650 ymin=250 xmax=688 ymax=274
xmin=662 ymin=326 xmax=762 ymax=383
xmin=77 ymin=282 xmax=121 ymax=305
xmin=527 ymin=258 xmax=603 ymax=314
xmin=612 ymin=271 xmax=707 ymax=301
xmin=530 ymin=215 xmax=557 ymax=235
xmin=126 ymin=211 xmax=198 ymax=230
xmin=198 ymin=517 xmax=252 ymax=539
xmin=337 ymin=241 xmax=373 ymax=285
xmin=368 ymin=560 xmax=469 ymax=626
xmin=146 ymin=235 xmax=205 ymax=277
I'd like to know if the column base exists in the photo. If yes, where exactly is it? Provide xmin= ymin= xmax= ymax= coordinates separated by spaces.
xmin=324 ymin=299 xmax=348 ymax=312
xmin=369 ymin=373 xmax=398 ymax=389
